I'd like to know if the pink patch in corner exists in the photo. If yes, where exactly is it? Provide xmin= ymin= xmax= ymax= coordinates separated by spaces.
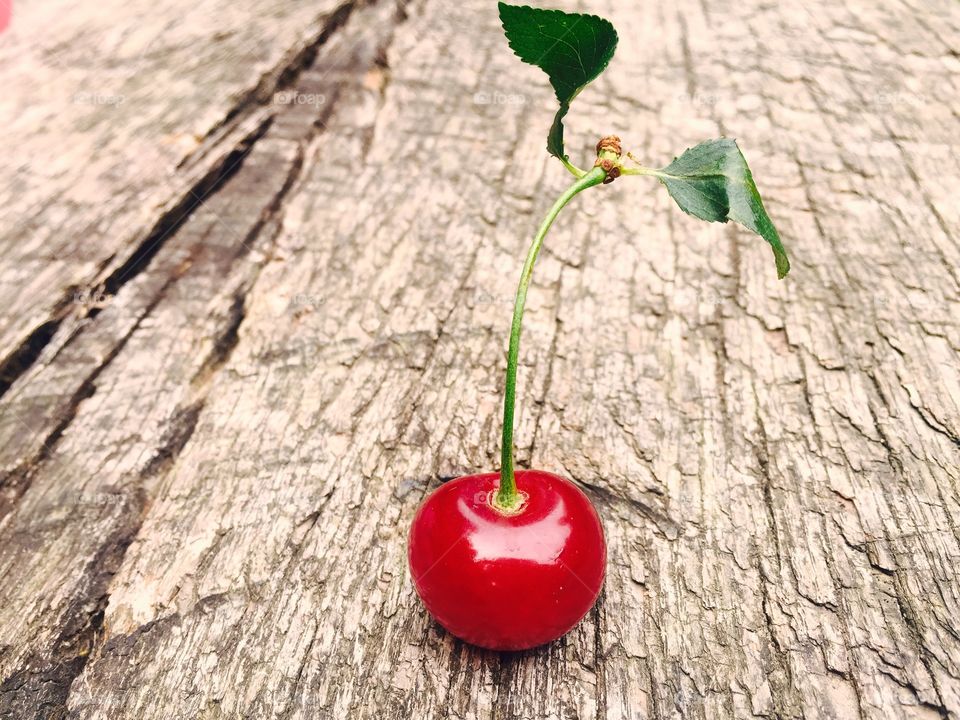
xmin=0 ymin=1 xmax=10 ymax=34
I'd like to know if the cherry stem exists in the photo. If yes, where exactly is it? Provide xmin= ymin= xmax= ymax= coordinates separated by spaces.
xmin=495 ymin=164 xmax=607 ymax=511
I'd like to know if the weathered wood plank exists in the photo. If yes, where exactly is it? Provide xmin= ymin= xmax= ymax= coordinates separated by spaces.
xmin=0 ymin=0 xmax=350 ymax=393
xmin=1 ymin=0 xmax=959 ymax=718
xmin=0 ymin=0 xmax=385 ymax=714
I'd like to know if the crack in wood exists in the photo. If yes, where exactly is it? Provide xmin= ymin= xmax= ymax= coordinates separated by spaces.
xmin=0 ymin=1 xmax=410 ymax=717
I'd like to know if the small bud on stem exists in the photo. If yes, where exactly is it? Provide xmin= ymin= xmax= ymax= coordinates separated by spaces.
xmin=594 ymin=135 xmax=623 ymax=183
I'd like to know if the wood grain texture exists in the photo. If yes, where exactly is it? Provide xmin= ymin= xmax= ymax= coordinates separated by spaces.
xmin=1 ymin=0 xmax=958 ymax=718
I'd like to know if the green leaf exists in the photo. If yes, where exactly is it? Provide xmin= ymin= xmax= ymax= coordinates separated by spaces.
xmin=654 ymin=139 xmax=791 ymax=279
xmin=498 ymin=2 xmax=618 ymax=165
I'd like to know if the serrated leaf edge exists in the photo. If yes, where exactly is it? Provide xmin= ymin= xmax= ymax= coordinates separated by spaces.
xmin=497 ymin=3 xmax=618 ymax=104
xmin=654 ymin=137 xmax=791 ymax=279
xmin=497 ymin=2 xmax=618 ymax=164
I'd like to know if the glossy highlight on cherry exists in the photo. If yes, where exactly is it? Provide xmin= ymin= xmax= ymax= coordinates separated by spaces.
xmin=408 ymin=470 xmax=606 ymax=651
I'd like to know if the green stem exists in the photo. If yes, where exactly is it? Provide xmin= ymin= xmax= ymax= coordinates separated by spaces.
xmin=495 ymin=165 xmax=607 ymax=511
xmin=559 ymin=155 xmax=587 ymax=178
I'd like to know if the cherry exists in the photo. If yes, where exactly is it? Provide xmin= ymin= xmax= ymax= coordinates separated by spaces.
xmin=408 ymin=469 xmax=605 ymax=651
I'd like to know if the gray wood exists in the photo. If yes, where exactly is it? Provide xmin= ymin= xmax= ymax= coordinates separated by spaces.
xmin=1 ymin=0 xmax=959 ymax=718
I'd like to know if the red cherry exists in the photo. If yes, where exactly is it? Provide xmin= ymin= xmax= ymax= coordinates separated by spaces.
xmin=408 ymin=469 xmax=606 ymax=651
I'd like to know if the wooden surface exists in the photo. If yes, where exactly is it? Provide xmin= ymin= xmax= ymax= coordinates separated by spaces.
xmin=1 ymin=0 xmax=959 ymax=717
